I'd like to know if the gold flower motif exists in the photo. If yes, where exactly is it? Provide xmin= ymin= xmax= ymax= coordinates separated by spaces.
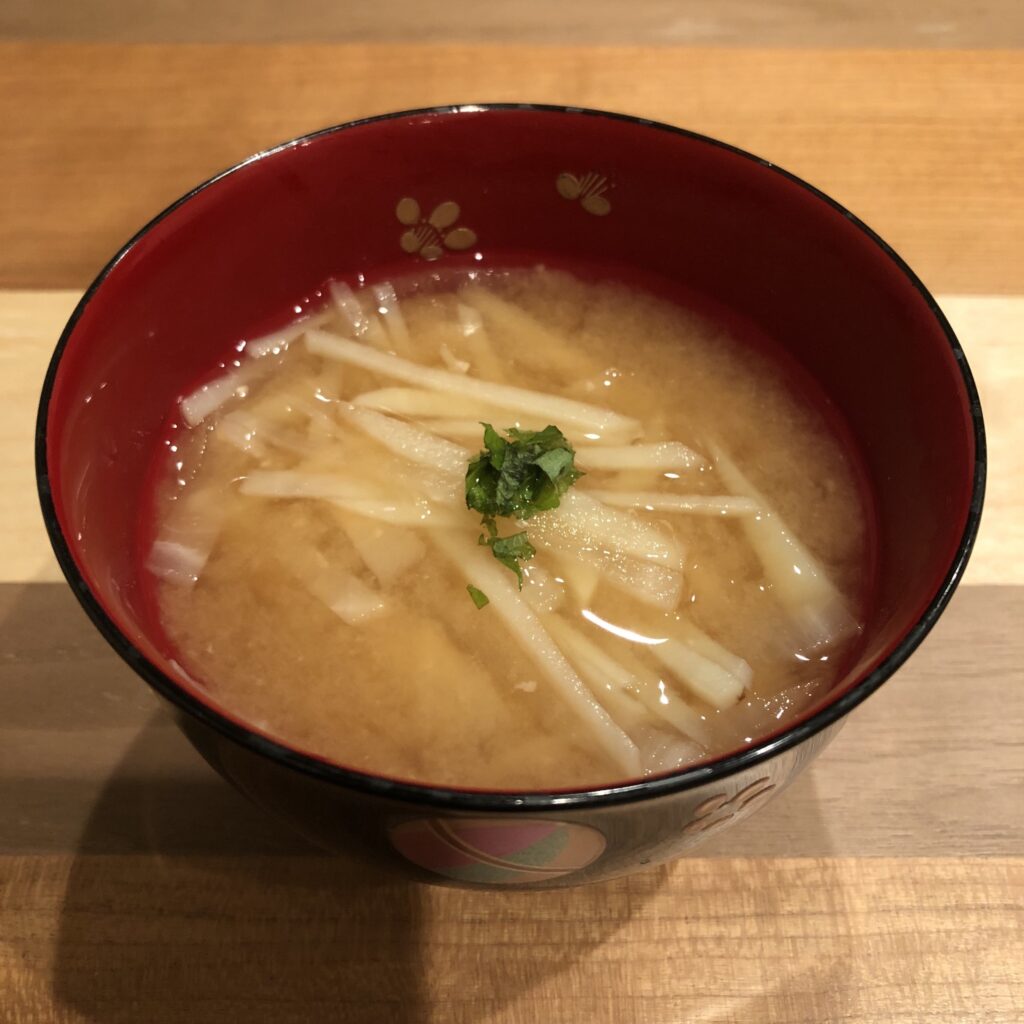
xmin=396 ymin=197 xmax=477 ymax=261
xmin=556 ymin=171 xmax=611 ymax=216
xmin=681 ymin=776 xmax=777 ymax=835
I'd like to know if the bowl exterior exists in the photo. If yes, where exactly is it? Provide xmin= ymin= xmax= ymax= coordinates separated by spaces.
xmin=177 ymin=706 xmax=843 ymax=888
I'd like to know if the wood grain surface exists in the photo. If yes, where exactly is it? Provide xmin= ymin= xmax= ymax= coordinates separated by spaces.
xmin=3 ymin=0 xmax=1023 ymax=48
xmin=2 ymin=855 xmax=1020 ymax=1024
xmin=1 ymin=46 xmax=1022 ymax=292
xmin=0 ymin=38 xmax=1021 ymax=1024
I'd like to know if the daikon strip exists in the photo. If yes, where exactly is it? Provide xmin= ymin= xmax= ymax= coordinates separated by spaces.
xmin=329 ymin=280 xmax=370 ymax=332
xmin=284 ymin=546 xmax=388 ymax=625
xmin=439 ymin=343 xmax=470 ymax=374
xmin=306 ymin=329 xmax=641 ymax=441
xmin=546 ymin=624 xmax=650 ymax=733
xmin=371 ymin=281 xmax=413 ymax=355
xmin=529 ymin=491 xmax=683 ymax=570
xmin=213 ymin=409 xmax=268 ymax=457
xmin=239 ymin=470 xmax=459 ymax=527
xmin=180 ymin=364 xmax=260 ymax=427
xmin=333 ymin=511 xmax=426 ymax=587
xmin=329 ymin=281 xmax=389 ymax=348
xmin=389 ymin=464 xmax=462 ymax=505
xmin=420 ymin=416 xmax=606 ymax=449
xmin=576 ymin=442 xmax=704 ymax=472
xmin=352 ymin=387 xmax=497 ymax=420
xmin=554 ymin=556 xmax=600 ymax=606
xmin=633 ymin=726 xmax=703 ymax=776
xmin=649 ymin=639 xmax=746 ymax=710
xmin=432 ymin=529 xmax=641 ymax=775
xmin=147 ymin=487 xmax=229 ymax=586
xmin=245 ymin=311 xmax=331 ymax=359
xmin=608 ymin=643 xmax=712 ymax=747
xmin=520 ymin=564 xmax=565 ymax=614
xmin=330 ymin=497 xmax=462 ymax=529
xmin=146 ymin=540 xmax=209 ymax=586
xmin=532 ymin=534 xmax=684 ymax=611
xmin=460 ymin=286 xmax=589 ymax=379
xmin=419 ymin=418 xmax=494 ymax=442
xmin=549 ymin=616 xmax=709 ymax=746
xmin=213 ymin=409 xmax=311 ymax=458
xmin=337 ymin=404 xmax=470 ymax=478
xmin=586 ymin=490 xmax=759 ymax=517
xmin=239 ymin=470 xmax=387 ymax=503
xmin=548 ymin=618 xmax=663 ymax=736
xmin=457 ymin=302 xmax=506 ymax=382
xmin=674 ymin=619 xmax=753 ymax=687
xmin=710 ymin=442 xmax=858 ymax=649
xmin=324 ymin=575 xmax=388 ymax=624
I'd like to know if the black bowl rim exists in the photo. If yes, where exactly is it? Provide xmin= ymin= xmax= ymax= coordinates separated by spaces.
xmin=35 ymin=103 xmax=987 ymax=813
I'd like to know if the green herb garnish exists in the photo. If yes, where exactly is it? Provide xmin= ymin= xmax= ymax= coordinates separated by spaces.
xmin=466 ymin=584 xmax=490 ymax=609
xmin=465 ymin=423 xmax=582 ymax=586
xmin=480 ymin=529 xmax=536 ymax=587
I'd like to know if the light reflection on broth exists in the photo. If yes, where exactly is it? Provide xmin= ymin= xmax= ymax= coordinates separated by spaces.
xmin=149 ymin=267 xmax=870 ymax=789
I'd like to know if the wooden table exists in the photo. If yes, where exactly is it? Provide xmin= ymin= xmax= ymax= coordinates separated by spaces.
xmin=1 ymin=38 xmax=1021 ymax=1024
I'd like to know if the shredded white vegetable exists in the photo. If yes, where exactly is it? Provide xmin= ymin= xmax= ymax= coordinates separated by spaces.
xmin=372 ymin=281 xmax=412 ymax=355
xmin=213 ymin=409 xmax=269 ymax=457
xmin=306 ymin=329 xmax=642 ymax=442
xmin=146 ymin=540 xmax=209 ymax=586
xmin=352 ymin=388 xmax=497 ymax=419
xmin=417 ymin=418 xmax=494 ymax=442
xmin=334 ymin=511 xmax=426 ymax=587
xmin=456 ymin=302 xmax=483 ymax=335
xmin=432 ymin=529 xmax=641 ymax=775
xmin=419 ymin=416 xmax=608 ymax=449
xmin=585 ymin=490 xmax=760 ymax=516
xmin=649 ymin=639 xmax=746 ymax=709
xmin=330 ymin=497 xmax=462 ymax=529
xmin=213 ymin=409 xmax=311 ymax=458
xmin=460 ymin=287 xmax=590 ymax=379
xmin=439 ymin=343 xmax=470 ymax=374
xmin=147 ymin=486 xmax=229 ymax=585
xmin=336 ymin=403 xmax=470 ymax=477
xmin=710 ymin=442 xmax=857 ymax=649
xmin=329 ymin=280 xmax=390 ymax=348
xmin=456 ymin=302 xmax=506 ymax=382
xmin=555 ymin=556 xmax=600 ymax=606
xmin=238 ymin=470 xmax=387 ymax=502
xmin=531 ymin=534 xmax=684 ymax=611
xmin=553 ymin=634 xmax=651 ymax=734
xmin=674 ymin=619 xmax=753 ymax=687
xmin=607 ymin=642 xmax=712 ymax=747
xmin=634 ymin=727 xmax=704 ymax=776
xmin=238 ymin=470 xmax=459 ymax=527
xmin=547 ymin=616 xmax=709 ymax=747
xmin=520 ymin=565 xmax=565 ymax=614
xmin=245 ymin=311 xmax=330 ymax=359
xmin=180 ymin=366 xmax=255 ymax=427
xmin=329 ymin=280 xmax=368 ymax=331
xmin=283 ymin=545 xmax=389 ymax=625
xmin=529 ymin=491 xmax=684 ymax=570
xmin=324 ymin=575 xmax=389 ymax=624
xmin=576 ymin=442 xmax=705 ymax=472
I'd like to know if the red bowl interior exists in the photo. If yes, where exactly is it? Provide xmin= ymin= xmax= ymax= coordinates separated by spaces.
xmin=38 ymin=106 xmax=982 ymax=794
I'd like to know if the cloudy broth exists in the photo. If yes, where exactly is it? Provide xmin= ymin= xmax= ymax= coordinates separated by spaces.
xmin=148 ymin=266 xmax=872 ymax=789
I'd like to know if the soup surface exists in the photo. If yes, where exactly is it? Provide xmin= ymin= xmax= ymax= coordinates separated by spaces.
xmin=149 ymin=266 xmax=871 ymax=789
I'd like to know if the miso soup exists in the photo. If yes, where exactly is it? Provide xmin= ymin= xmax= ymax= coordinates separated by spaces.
xmin=148 ymin=266 xmax=872 ymax=789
